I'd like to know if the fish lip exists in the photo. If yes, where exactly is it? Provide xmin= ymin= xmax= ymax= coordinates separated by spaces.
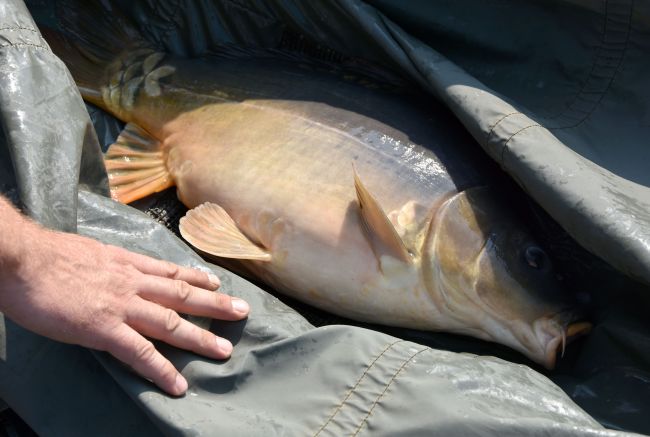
xmin=538 ymin=318 xmax=592 ymax=369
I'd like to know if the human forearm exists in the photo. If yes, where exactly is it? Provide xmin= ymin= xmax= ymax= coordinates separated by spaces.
xmin=0 ymin=196 xmax=34 ymax=288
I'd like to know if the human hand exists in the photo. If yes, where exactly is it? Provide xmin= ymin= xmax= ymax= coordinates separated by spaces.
xmin=0 ymin=213 xmax=249 ymax=396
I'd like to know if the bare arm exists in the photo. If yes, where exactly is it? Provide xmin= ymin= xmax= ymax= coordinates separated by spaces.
xmin=0 ymin=195 xmax=249 ymax=395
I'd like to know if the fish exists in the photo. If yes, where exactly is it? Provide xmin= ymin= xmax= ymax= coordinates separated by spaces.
xmin=43 ymin=3 xmax=591 ymax=368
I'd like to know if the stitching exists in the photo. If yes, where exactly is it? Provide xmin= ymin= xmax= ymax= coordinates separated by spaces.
xmin=485 ymin=111 xmax=520 ymax=146
xmin=541 ymin=0 xmax=613 ymax=122
xmin=485 ymin=0 xmax=632 ymax=157
xmin=499 ymin=123 xmax=541 ymax=164
xmin=351 ymin=347 xmax=428 ymax=437
xmin=0 ymin=28 xmax=46 ymax=50
xmin=0 ymin=42 xmax=47 ymax=50
xmin=0 ymin=27 xmax=41 ymax=33
xmin=313 ymin=340 xmax=402 ymax=437
xmin=546 ymin=0 xmax=633 ymax=129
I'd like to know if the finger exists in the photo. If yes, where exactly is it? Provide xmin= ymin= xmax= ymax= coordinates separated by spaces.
xmin=113 ymin=246 xmax=220 ymax=289
xmin=106 ymin=323 xmax=188 ymax=396
xmin=126 ymin=297 xmax=233 ymax=360
xmin=137 ymin=275 xmax=249 ymax=320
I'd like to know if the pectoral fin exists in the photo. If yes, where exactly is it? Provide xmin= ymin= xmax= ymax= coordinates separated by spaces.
xmin=179 ymin=203 xmax=272 ymax=261
xmin=353 ymin=167 xmax=412 ymax=264
xmin=104 ymin=123 xmax=174 ymax=204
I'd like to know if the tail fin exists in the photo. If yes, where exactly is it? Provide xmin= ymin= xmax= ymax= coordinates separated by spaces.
xmin=40 ymin=0 xmax=152 ymax=108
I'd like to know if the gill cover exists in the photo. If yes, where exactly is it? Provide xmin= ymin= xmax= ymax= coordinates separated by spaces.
xmin=421 ymin=187 xmax=585 ymax=367
xmin=421 ymin=187 xmax=502 ymax=316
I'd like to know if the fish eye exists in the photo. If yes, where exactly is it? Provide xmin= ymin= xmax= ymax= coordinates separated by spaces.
xmin=524 ymin=246 xmax=546 ymax=269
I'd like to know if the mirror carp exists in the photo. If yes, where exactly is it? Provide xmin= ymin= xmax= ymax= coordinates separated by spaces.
xmin=43 ymin=2 xmax=590 ymax=368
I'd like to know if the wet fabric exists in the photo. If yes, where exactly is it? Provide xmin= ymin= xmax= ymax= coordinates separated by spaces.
xmin=0 ymin=0 xmax=648 ymax=435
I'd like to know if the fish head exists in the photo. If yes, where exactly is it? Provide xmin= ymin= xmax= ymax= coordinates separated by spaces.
xmin=423 ymin=187 xmax=591 ymax=368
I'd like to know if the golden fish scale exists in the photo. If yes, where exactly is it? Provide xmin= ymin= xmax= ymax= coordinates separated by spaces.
xmin=147 ymin=97 xmax=452 ymax=323
xmin=161 ymin=98 xmax=448 ymax=243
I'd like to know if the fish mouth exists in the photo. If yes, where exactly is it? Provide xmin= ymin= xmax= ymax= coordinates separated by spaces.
xmin=539 ymin=320 xmax=592 ymax=369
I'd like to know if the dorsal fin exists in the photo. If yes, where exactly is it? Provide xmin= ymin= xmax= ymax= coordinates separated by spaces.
xmin=353 ymin=167 xmax=412 ymax=265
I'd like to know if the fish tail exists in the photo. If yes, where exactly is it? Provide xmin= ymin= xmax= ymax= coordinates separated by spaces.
xmin=105 ymin=122 xmax=174 ymax=204
xmin=40 ymin=0 xmax=152 ymax=108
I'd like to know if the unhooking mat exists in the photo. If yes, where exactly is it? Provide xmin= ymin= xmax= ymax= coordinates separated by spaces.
xmin=0 ymin=0 xmax=648 ymax=435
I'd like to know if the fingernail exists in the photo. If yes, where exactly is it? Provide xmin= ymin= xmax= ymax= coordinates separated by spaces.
xmin=216 ymin=337 xmax=233 ymax=355
xmin=174 ymin=374 xmax=188 ymax=395
xmin=208 ymin=273 xmax=221 ymax=288
xmin=231 ymin=297 xmax=250 ymax=315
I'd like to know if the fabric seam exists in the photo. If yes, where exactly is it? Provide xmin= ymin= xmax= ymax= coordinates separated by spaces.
xmin=313 ymin=340 xmax=402 ymax=437
xmin=499 ymin=124 xmax=542 ymax=164
xmin=351 ymin=347 xmax=429 ymax=436
xmin=0 ymin=27 xmax=41 ymax=33
xmin=547 ymin=0 xmax=633 ymax=130
xmin=488 ymin=0 xmax=633 ymax=163
xmin=0 ymin=42 xmax=47 ymax=50
xmin=484 ymin=111 xmax=521 ymax=146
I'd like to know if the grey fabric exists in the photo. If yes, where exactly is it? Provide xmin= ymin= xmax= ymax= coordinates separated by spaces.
xmin=0 ymin=0 xmax=648 ymax=436
xmin=0 ymin=0 xmax=107 ymax=231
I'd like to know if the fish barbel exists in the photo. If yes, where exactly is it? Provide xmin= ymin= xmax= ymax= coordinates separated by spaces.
xmin=44 ymin=5 xmax=590 ymax=368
